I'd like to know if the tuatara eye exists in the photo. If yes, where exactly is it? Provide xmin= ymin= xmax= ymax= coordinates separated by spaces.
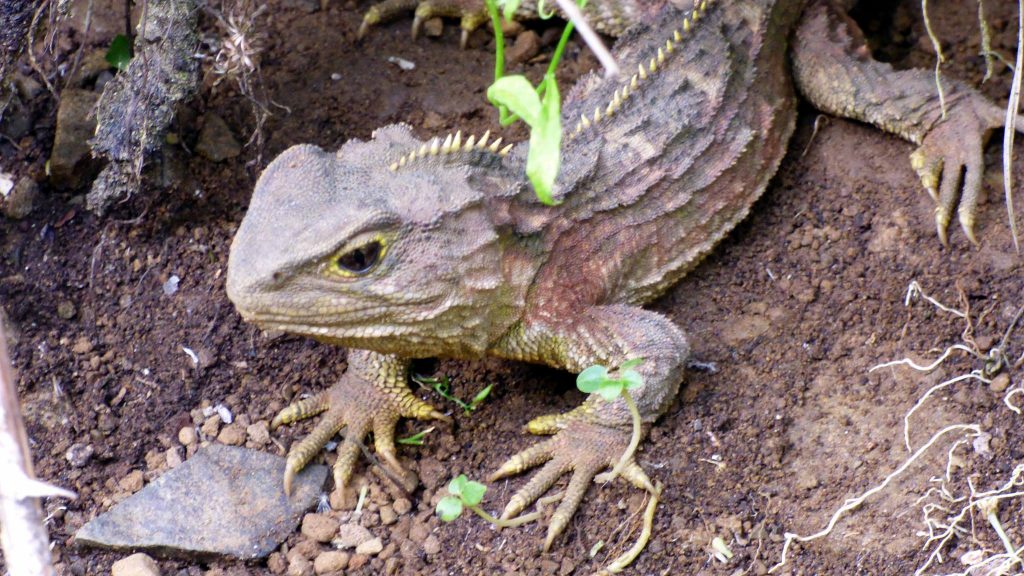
xmin=336 ymin=241 xmax=383 ymax=275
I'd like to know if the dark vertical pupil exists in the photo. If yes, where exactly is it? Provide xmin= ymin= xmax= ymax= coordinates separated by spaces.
xmin=337 ymin=241 xmax=381 ymax=273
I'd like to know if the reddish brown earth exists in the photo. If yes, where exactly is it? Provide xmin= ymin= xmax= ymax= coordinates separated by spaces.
xmin=2 ymin=0 xmax=1023 ymax=574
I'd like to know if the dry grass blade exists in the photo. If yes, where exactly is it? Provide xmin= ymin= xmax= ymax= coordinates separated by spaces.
xmin=1003 ymin=0 xmax=1023 ymax=253
xmin=0 ymin=319 xmax=76 ymax=576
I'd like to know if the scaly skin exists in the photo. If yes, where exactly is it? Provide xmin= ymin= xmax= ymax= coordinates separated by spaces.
xmin=227 ymin=0 xmax=1022 ymax=553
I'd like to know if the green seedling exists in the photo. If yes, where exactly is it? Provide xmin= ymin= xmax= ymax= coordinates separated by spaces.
xmin=436 ymin=474 xmax=538 ymax=527
xmin=106 ymin=34 xmax=132 ymax=71
xmin=412 ymin=374 xmax=493 ymax=415
xmin=576 ymin=358 xmax=644 ymax=483
xmin=483 ymin=0 xmax=587 ymax=204
xmin=397 ymin=426 xmax=435 ymax=446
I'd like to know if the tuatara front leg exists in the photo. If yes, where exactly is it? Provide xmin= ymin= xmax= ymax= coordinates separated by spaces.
xmin=792 ymin=0 xmax=1024 ymax=246
xmin=490 ymin=304 xmax=688 ymax=550
xmin=271 ymin=349 xmax=448 ymax=495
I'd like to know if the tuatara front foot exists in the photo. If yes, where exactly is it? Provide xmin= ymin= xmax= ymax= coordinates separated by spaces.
xmin=358 ymin=0 xmax=488 ymax=49
xmin=490 ymin=413 xmax=655 ymax=551
xmin=908 ymin=97 xmax=1024 ymax=247
xmin=271 ymin=351 xmax=448 ymax=496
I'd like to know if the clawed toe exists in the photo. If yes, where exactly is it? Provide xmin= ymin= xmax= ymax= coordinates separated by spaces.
xmin=358 ymin=0 xmax=487 ymax=47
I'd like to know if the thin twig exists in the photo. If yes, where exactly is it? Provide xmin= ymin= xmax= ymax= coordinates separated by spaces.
xmin=0 ymin=315 xmax=76 ymax=576
xmin=551 ymin=0 xmax=618 ymax=79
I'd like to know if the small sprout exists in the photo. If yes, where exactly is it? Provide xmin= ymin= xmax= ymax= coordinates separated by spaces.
xmin=710 ymin=536 xmax=734 ymax=563
xmin=487 ymin=74 xmax=562 ymax=205
xmin=397 ymin=426 xmax=435 ymax=446
xmin=436 ymin=494 xmax=464 ymax=522
xmin=577 ymin=359 xmax=644 ymax=401
xmin=469 ymin=384 xmax=494 ymax=411
xmin=589 ymin=540 xmax=605 ymax=557
xmin=106 ymin=34 xmax=132 ymax=71
xmin=436 ymin=474 xmax=488 ymax=522
xmin=578 ymin=359 xmax=645 ymax=485
xmin=413 ymin=374 xmax=493 ymax=415
xmin=354 ymin=484 xmax=369 ymax=515
xmin=436 ymin=474 xmax=541 ymax=528
xmin=978 ymin=497 xmax=1020 ymax=561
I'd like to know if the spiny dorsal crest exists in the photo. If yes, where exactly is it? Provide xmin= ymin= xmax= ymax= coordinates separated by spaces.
xmin=388 ymin=129 xmax=514 ymax=172
xmin=569 ymin=0 xmax=714 ymax=139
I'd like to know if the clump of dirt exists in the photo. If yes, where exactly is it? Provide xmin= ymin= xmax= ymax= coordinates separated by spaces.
xmin=1 ymin=1 xmax=1022 ymax=575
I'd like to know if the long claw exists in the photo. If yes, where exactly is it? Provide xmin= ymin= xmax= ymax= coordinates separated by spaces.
xmin=282 ymin=410 xmax=346 ymax=495
xmin=544 ymin=465 xmax=598 ymax=551
xmin=490 ymin=436 xmax=558 ymax=481
xmin=372 ymin=413 xmax=403 ymax=472
xmin=957 ymin=146 xmax=984 ymax=247
xmin=935 ymin=206 xmax=950 ymax=248
xmin=271 ymin=391 xmax=330 ymax=430
xmin=617 ymin=460 xmax=656 ymax=493
xmin=332 ymin=439 xmax=362 ymax=493
xmin=500 ymin=459 xmax=565 ymax=519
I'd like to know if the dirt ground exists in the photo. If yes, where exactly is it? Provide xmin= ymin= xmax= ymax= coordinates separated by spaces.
xmin=2 ymin=0 xmax=1024 ymax=574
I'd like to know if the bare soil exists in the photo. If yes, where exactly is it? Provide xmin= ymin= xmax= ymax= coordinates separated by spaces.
xmin=2 ymin=0 xmax=1024 ymax=575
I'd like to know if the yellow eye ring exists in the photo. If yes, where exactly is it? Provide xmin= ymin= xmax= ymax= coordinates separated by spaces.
xmin=328 ymin=235 xmax=389 ymax=278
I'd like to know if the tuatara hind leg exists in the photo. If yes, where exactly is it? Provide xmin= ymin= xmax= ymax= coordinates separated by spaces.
xmin=491 ymin=305 xmax=688 ymax=549
xmin=792 ymin=0 xmax=1024 ymax=246
xmin=271 ymin=349 xmax=447 ymax=495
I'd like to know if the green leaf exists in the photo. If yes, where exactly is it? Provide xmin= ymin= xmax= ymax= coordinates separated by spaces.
xmin=460 ymin=479 xmax=487 ymax=506
xmin=620 ymin=358 xmax=644 ymax=371
xmin=397 ymin=426 xmax=435 ymax=446
xmin=577 ymin=365 xmax=609 ymax=393
xmin=470 ymin=384 xmax=494 ymax=408
xmin=525 ymin=74 xmax=562 ymax=205
xmin=488 ymin=75 xmax=542 ymax=126
xmin=436 ymin=496 xmax=464 ymax=522
xmin=448 ymin=474 xmax=470 ymax=497
xmin=535 ymin=0 xmax=555 ymax=19
xmin=621 ymin=369 xmax=644 ymax=391
xmin=106 ymin=34 xmax=132 ymax=71
xmin=501 ymin=0 xmax=522 ymax=20
xmin=594 ymin=382 xmax=624 ymax=402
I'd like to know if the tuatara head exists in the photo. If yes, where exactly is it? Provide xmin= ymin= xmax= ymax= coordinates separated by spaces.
xmin=226 ymin=125 xmax=535 ymax=358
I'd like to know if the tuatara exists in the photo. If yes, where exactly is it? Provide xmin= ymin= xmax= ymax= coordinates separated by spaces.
xmin=227 ymin=0 xmax=1020 ymax=551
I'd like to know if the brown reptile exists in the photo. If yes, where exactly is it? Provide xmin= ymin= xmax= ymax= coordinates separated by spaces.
xmin=226 ymin=0 xmax=1021 ymax=553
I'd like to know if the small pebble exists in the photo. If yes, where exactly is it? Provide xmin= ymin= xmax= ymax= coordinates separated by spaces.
xmin=301 ymin=513 xmax=338 ymax=543
xmin=393 ymin=498 xmax=412 ymax=515
xmin=422 ymin=534 xmax=440 ymax=555
xmin=71 ymin=337 xmax=93 ymax=355
xmin=178 ymin=426 xmax=197 ymax=446
xmin=118 ymin=470 xmax=145 ymax=493
xmin=217 ymin=423 xmax=246 ymax=446
xmin=111 ymin=553 xmax=160 ymax=576
xmin=57 ymin=300 xmax=76 ymax=320
xmin=66 ymin=443 xmax=94 ymax=468
xmin=246 ymin=421 xmax=270 ymax=445
xmin=422 ymin=17 xmax=443 ymax=37
xmin=267 ymin=552 xmax=287 ymax=575
xmin=355 ymin=537 xmax=383 ymax=556
xmin=379 ymin=505 xmax=397 ymax=525
xmin=990 ymin=373 xmax=1011 ymax=393
xmin=333 ymin=523 xmax=374 ymax=549
xmin=313 ymin=551 xmax=349 ymax=574
xmin=347 ymin=554 xmax=369 ymax=571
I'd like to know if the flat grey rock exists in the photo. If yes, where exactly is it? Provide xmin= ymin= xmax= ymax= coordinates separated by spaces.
xmin=75 ymin=445 xmax=327 ymax=560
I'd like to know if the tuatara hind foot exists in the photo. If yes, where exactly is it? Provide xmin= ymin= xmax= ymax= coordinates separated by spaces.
xmin=908 ymin=96 xmax=1024 ymax=247
xmin=490 ymin=416 xmax=655 ymax=551
xmin=358 ymin=0 xmax=487 ymax=49
xmin=271 ymin=369 xmax=448 ymax=496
